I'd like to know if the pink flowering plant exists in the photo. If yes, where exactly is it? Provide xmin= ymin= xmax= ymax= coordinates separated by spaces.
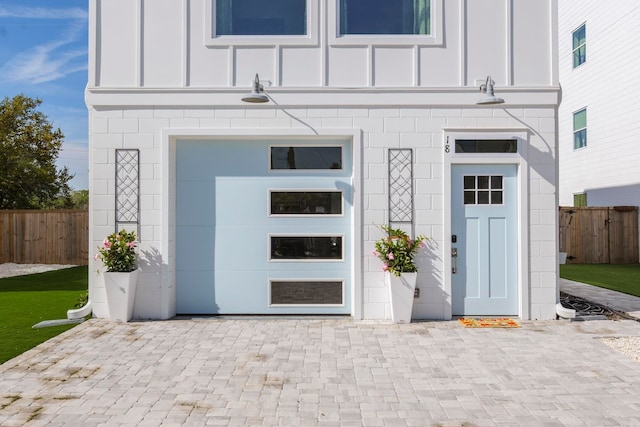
xmin=373 ymin=225 xmax=428 ymax=276
xmin=95 ymin=230 xmax=138 ymax=272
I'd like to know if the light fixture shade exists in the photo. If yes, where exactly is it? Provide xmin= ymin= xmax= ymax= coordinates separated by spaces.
xmin=477 ymin=94 xmax=505 ymax=105
xmin=477 ymin=75 xmax=504 ymax=105
xmin=241 ymin=92 xmax=269 ymax=103
xmin=241 ymin=73 xmax=269 ymax=103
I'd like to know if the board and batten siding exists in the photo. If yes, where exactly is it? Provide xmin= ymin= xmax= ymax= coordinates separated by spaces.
xmin=89 ymin=0 xmax=556 ymax=89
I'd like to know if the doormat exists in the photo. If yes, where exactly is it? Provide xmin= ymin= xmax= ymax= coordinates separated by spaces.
xmin=458 ymin=318 xmax=521 ymax=328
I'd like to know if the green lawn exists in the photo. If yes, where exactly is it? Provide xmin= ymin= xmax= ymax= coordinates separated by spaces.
xmin=0 ymin=266 xmax=88 ymax=364
xmin=560 ymin=264 xmax=640 ymax=298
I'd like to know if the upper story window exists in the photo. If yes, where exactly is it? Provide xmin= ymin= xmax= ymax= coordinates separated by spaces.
xmin=216 ymin=0 xmax=306 ymax=36
xmin=339 ymin=0 xmax=430 ymax=35
xmin=573 ymin=108 xmax=587 ymax=149
xmin=329 ymin=0 xmax=442 ymax=46
xmin=206 ymin=0 xmax=318 ymax=46
xmin=572 ymin=24 xmax=586 ymax=68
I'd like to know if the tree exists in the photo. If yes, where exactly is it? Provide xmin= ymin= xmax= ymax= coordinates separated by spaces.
xmin=0 ymin=95 xmax=73 ymax=209
xmin=70 ymin=189 xmax=89 ymax=209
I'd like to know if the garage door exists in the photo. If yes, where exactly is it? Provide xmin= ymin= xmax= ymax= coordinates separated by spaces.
xmin=176 ymin=139 xmax=353 ymax=314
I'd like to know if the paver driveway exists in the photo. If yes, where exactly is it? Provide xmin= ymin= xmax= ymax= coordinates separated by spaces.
xmin=1 ymin=317 xmax=640 ymax=426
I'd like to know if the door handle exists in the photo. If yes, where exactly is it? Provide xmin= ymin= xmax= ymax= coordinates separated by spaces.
xmin=452 ymin=247 xmax=458 ymax=274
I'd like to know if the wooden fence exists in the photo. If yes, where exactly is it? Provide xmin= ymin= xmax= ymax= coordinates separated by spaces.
xmin=559 ymin=206 xmax=639 ymax=264
xmin=0 ymin=210 xmax=89 ymax=265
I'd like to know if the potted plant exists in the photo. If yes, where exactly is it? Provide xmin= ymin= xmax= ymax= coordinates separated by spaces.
xmin=373 ymin=225 xmax=428 ymax=323
xmin=95 ymin=229 xmax=138 ymax=322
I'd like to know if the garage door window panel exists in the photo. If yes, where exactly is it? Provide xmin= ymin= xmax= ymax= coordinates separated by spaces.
xmin=270 ymin=146 xmax=343 ymax=170
xmin=270 ymin=280 xmax=344 ymax=306
xmin=270 ymin=236 xmax=343 ymax=260
xmin=270 ymin=191 xmax=343 ymax=215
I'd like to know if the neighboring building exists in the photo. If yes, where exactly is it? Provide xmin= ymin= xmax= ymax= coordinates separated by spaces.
xmin=558 ymin=1 xmax=640 ymax=207
xmin=86 ymin=0 xmax=560 ymax=321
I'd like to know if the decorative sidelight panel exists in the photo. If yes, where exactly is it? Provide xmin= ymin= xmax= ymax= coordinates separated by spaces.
xmin=388 ymin=149 xmax=413 ymax=226
xmin=115 ymin=149 xmax=140 ymax=233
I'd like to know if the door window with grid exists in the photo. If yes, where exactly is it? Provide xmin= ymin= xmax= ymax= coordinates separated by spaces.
xmin=463 ymin=175 xmax=504 ymax=205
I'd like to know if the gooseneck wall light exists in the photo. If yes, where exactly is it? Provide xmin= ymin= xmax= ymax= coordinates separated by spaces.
xmin=476 ymin=75 xmax=504 ymax=105
xmin=241 ymin=73 xmax=269 ymax=103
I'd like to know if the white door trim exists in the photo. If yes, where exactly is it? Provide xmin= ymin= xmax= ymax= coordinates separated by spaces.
xmin=162 ymin=127 xmax=363 ymax=319
xmin=442 ymin=129 xmax=530 ymax=320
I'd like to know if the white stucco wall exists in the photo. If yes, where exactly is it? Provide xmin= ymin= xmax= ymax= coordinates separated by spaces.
xmin=558 ymin=0 xmax=640 ymax=207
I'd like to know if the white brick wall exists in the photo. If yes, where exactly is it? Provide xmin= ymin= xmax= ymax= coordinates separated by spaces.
xmin=89 ymin=105 xmax=558 ymax=321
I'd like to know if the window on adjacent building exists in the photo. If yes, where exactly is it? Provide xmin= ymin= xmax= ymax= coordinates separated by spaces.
xmin=339 ymin=0 xmax=430 ymax=35
xmin=573 ymin=108 xmax=587 ymax=149
xmin=573 ymin=193 xmax=587 ymax=207
xmin=572 ymin=24 xmax=586 ymax=68
xmin=216 ymin=0 xmax=306 ymax=35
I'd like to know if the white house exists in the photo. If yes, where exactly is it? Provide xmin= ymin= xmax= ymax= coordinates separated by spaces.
xmin=558 ymin=0 xmax=640 ymax=208
xmin=86 ymin=0 xmax=560 ymax=321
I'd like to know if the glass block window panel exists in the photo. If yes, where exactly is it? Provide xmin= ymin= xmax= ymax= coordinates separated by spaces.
xmin=455 ymin=139 xmax=517 ymax=153
xmin=271 ymin=236 xmax=343 ymax=260
xmin=573 ymin=108 xmax=587 ymax=149
xmin=463 ymin=175 xmax=504 ymax=206
xmin=270 ymin=146 xmax=342 ymax=170
xmin=572 ymin=24 xmax=586 ymax=68
xmin=340 ymin=0 xmax=430 ymax=35
xmin=216 ymin=0 xmax=306 ymax=35
xmin=270 ymin=281 xmax=344 ymax=305
xmin=115 ymin=149 xmax=139 ymax=231
xmin=270 ymin=191 xmax=342 ymax=215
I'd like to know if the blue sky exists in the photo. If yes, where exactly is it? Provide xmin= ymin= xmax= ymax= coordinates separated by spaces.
xmin=0 ymin=1 xmax=89 ymax=190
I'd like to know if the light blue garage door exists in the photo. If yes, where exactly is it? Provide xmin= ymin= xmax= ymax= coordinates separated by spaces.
xmin=176 ymin=139 xmax=352 ymax=314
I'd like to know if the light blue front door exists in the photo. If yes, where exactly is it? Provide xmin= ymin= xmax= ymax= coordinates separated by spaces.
xmin=175 ymin=139 xmax=352 ymax=315
xmin=451 ymin=164 xmax=518 ymax=316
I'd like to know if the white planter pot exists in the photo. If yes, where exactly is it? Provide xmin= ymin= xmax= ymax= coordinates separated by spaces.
xmin=559 ymin=252 xmax=567 ymax=264
xmin=104 ymin=270 xmax=139 ymax=322
xmin=386 ymin=272 xmax=418 ymax=324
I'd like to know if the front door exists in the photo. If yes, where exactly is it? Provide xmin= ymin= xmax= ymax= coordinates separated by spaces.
xmin=451 ymin=164 xmax=518 ymax=316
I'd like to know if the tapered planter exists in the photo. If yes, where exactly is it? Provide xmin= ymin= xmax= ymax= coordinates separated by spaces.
xmin=104 ymin=270 xmax=139 ymax=322
xmin=386 ymin=272 xmax=417 ymax=323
